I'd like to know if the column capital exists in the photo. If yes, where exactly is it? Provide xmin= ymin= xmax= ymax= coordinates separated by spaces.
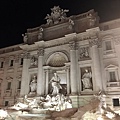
xmin=69 ymin=41 xmax=79 ymax=50
xmin=23 ymin=51 xmax=30 ymax=59
xmin=89 ymin=36 xmax=101 ymax=47
xmin=37 ymin=48 xmax=44 ymax=56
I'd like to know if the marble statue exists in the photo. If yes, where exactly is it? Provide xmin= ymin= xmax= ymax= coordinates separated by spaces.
xmin=68 ymin=19 xmax=74 ymax=30
xmin=38 ymin=27 xmax=43 ymax=40
xmin=13 ymin=95 xmax=40 ymax=110
xmin=50 ymin=73 xmax=62 ymax=95
xmin=82 ymin=69 xmax=92 ymax=90
xmin=87 ymin=13 xmax=96 ymax=27
xmin=30 ymin=76 xmax=37 ymax=93
xmin=45 ymin=6 xmax=69 ymax=25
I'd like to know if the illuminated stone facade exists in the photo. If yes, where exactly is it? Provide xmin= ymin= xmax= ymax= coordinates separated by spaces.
xmin=0 ymin=7 xmax=120 ymax=109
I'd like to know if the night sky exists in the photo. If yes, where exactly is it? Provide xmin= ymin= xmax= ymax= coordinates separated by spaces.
xmin=0 ymin=0 xmax=120 ymax=48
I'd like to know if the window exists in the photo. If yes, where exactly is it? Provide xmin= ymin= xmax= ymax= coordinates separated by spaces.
xmin=5 ymin=101 xmax=9 ymax=106
xmin=18 ymin=81 xmax=21 ymax=89
xmin=105 ymin=41 xmax=112 ymax=50
xmin=109 ymin=71 xmax=116 ymax=82
xmin=113 ymin=98 xmax=119 ymax=106
xmin=10 ymin=60 xmax=14 ymax=67
xmin=0 ymin=61 xmax=4 ymax=68
xmin=20 ymin=58 xmax=23 ymax=65
xmin=7 ymin=82 xmax=11 ymax=90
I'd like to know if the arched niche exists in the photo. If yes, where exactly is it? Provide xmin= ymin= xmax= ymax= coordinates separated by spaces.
xmin=46 ymin=52 xmax=69 ymax=67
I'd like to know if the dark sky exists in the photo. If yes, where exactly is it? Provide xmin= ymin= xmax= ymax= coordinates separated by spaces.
xmin=0 ymin=0 xmax=120 ymax=48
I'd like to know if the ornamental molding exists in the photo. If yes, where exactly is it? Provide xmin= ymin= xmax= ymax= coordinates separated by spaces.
xmin=89 ymin=36 xmax=101 ymax=47
xmin=6 ymin=76 xmax=13 ymax=81
xmin=114 ymin=37 xmax=120 ymax=45
xmin=69 ymin=41 xmax=79 ymax=50
xmin=23 ymin=51 xmax=30 ymax=59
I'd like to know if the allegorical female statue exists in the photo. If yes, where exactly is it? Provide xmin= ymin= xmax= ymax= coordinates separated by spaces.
xmin=82 ymin=69 xmax=92 ymax=90
xmin=50 ymin=73 xmax=62 ymax=95
xmin=30 ymin=75 xmax=37 ymax=93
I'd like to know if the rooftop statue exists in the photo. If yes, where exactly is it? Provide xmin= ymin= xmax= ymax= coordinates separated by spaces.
xmin=45 ymin=6 xmax=69 ymax=25
xmin=22 ymin=33 xmax=28 ymax=43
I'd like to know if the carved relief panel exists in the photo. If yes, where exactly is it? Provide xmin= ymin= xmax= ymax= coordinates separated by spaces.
xmin=30 ymin=56 xmax=38 ymax=67
xmin=79 ymin=46 xmax=90 ymax=60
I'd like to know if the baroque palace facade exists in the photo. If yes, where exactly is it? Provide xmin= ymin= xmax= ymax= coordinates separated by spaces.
xmin=0 ymin=6 xmax=120 ymax=108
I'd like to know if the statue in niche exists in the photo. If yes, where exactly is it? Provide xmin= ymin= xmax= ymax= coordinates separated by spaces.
xmin=30 ymin=75 xmax=37 ymax=93
xmin=45 ymin=6 xmax=69 ymax=25
xmin=49 ymin=73 xmax=62 ymax=95
xmin=30 ymin=56 xmax=37 ymax=66
xmin=38 ymin=27 xmax=43 ymax=40
xmin=82 ymin=69 xmax=92 ymax=91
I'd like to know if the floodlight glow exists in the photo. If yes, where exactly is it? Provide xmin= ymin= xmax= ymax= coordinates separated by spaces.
xmin=0 ymin=109 xmax=8 ymax=119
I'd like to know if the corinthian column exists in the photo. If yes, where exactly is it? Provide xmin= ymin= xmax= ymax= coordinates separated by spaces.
xmin=37 ymin=48 xmax=44 ymax=95
xmin=44 ymin=67 xmax=50 ymax=95
xmin=20 ymin=51 xmax=30 ymax=96
xmin=89 ymin=36 xmax=102 ymax=92
xmin=69 ymin=41 xmax=78 ymax=94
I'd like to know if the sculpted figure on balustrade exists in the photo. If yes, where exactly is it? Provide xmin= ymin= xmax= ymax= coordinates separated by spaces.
xmin=45 ymin=6 xmax=69 ymax=25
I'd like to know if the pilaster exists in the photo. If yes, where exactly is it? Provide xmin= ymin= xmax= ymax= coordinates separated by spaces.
xmin=114 ymin=37 xmax=120 ymax=79
xmin=20 ymin=51 xmax=30 ymax=96
xmin=89 ymin=37 xmax=102 ymax=92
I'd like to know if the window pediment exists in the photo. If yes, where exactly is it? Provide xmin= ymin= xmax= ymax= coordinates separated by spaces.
xmin=6 ymin=76 xmax=13 ymax=81
xmin=105 ymin=64 xmax=118 ymax=70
